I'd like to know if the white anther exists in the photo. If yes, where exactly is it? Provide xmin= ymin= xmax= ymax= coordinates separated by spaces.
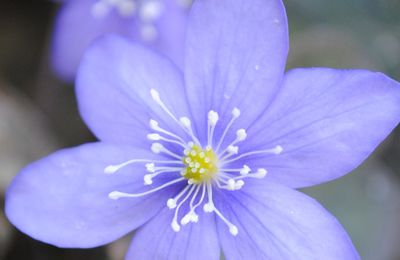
xmin=151 ymin=143 xmax=164 ymax=154
xmin=104 ymin=165 xmax=119 ymax=174
xmin=227 ymin=179 xmax=236 ymax=190
xmin=150 ymin=88 xmax=161 ymax=102
xmin=236 ymin=129 xmax=247 ymax=141
xmin=240 ymin=165 xmax=251 ymax=175
xmin=108 ymin=191 xmax=124 ymax=200
xmin=147 ymin=133 xmax=161 ymax=140
xmin=229 ymin=225 xmax=239 ymax=236
xmin=145 ymin=163 xmax=155 ymax=172
xmin=171 ymin=220 xmax=180 ymax=232
xmin=149 ymin=119 xmax=159 ymax=130
xmin=180 ymin=213 xmax=193 ymax=225
xmin=227 ymin=145 xmax=239 ymax=154
xmin=179 ymin=117 xmax=191 ymax=128
xmin=274 ymin=145 xmax=283 ymax=154
xmin=235 ymin=180 xmax=245 ymax=190
xmin=199 ymin=152 xmax=205 ymax=158
xmin=144 ymin=174 xmax=153 ymax=185
xmin=167 ymin=198 xmax=177 ymax=209
xmin=203 ymin=203 xmax=215 ymax=213
xmin=188 ymin=178 xmax=196 ymax=184
xmin=255 ymin=168 xmax=267 ymax=178
xmin=208 ymin=110 xmax=219 ymax=126
xmin=232 ymin=108 xmax=241 ymax=118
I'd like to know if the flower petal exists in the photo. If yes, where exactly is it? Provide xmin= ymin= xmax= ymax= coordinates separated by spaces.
xmin=184 ymin=0 xmax=288 ymax=142
xmin=214 ymin=182 xmax=360 ymax=259
xmin=243 ymin=68 xmax=400 ymax=188
xmin=76 ymin=34 xmax=191 ymax=146
xmin=126 ymin=206 xmax=220 ymax=260
xmin=51 ymin=0 xmax=137 ymax=80
xmin=5 ymin=142 xmax=179 ymax=248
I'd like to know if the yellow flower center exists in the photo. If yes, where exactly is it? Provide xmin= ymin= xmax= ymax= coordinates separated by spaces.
xmin=182 ymin=145 xmax=218 ymax=183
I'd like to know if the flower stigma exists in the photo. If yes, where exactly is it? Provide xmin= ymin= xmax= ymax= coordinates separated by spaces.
xmin=105 ymin=89 xmax=283 ymax=236
xmin=182 ymin=144 xmax=218 ymax=184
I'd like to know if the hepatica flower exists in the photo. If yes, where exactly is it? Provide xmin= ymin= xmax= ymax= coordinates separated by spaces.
xmin=52 ymin=0 xmax=191 ymax=80
xmin=6 ymin=0 xmax=400 ymax=259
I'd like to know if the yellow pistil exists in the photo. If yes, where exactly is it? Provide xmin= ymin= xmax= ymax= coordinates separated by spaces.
xmin=182 ymin=145 xmax=218 ymax=183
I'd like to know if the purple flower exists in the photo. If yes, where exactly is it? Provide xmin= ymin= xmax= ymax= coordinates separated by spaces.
xmin=51 ymin=0 xmax=191 ymax=80
xmin=6 ymin=0 xmax=400 ymax=259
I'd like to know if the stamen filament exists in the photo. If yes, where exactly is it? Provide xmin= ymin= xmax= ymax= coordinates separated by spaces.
xmin=104 ymin=159 xmax=182 ymax=174
xmin=171 ymin=185 xmax=197 ymax=232
xmin=222 ymin=145 xmax=283 ymax=164
xmin=149 ymin=119 xmax=187 ymax=144
xmin=109 ymin=177 xmax=185 ymax=199
xmin=215 ymin=108 xmax=241 ymax=152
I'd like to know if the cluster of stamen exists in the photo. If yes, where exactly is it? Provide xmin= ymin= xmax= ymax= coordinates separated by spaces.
xmin=91 ymin=0 xmax=192 ymax=41
xmin=105 ymin=89 xmax=283 ymax=236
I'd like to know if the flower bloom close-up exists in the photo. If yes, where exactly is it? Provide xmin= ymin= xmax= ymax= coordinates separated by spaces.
xmin=51 ymin=0 xmax=191 ymax=80
xmin=5 ymin=0 xmax=400 ymax=259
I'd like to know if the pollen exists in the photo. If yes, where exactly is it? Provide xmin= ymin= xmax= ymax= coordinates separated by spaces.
xmin=182 ymin=144 xmax=218 ymax=183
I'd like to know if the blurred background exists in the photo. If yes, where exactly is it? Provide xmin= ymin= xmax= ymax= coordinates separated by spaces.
xmin=0 ymin=0 xmax=399 ymax=259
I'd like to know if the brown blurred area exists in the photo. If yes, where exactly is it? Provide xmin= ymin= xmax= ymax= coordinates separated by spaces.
xmin=0 ymin=0 xmax=399 ymax=259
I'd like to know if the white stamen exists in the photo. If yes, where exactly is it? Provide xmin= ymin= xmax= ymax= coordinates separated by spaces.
xmin=145 ymin=163 xmax=155 ymax=172
xmin=167 ymin=198 xmax=177 ymax=209
xmin=255 ymin=168 xmax=267 ymax=178
xmin=147 ymin=133 xmax=161 ymax=140
xmin=149 ymin=119 xmax=186 ymax=144
xmin=181 ymin=185 xmax=202 ymax=225
xmin=109 ymin=177 xmax=185 ymax=199
xmin=236 ymin=129 xmax=247 ymax=141
xmin=232 ymin=107 xmax=241 ymax=118
xmin=203 ymin=203 xmax=215 ymax=212
xmin=179 ymin=116 xmax=190 ymax=127
xmin=235 ymin=180 xmax=245 ymax=190
xmin=240 ymin=165 xmax=251 ymax=175
xmin=151 ymin=143 xmax=182 ymax=159
xmin=207 ymin=110 xmax=219 ymax=146
xmin=171 ymin=185 xmax=196 ymax=232
xmin=203 ymin=183 xmax=215 ymax=212
xmin=179 ymin=117 xmax=201 ymax=145
xmin=104 ymin=159 xmax=155 ymax=174
xmin=171 ymin=220 xmax=180 ymax=232
xmin=151 ymin=143 xmax=163 ymax=154
xmin=223 ymin=145 xmax=283 ymax=164
xmin=216 ymin=108 xmax=241 ymax=152
xmin=213 ymin=207 xmax=238 ymax=236
xmin=231 ymin=168 xmax=268 ymax=181
xmin=227 ymin=145 xmax=239 ymax=154
xmin=208 ymin=110 xmax=219 ymax=126
xmin=144 ymin=174 xmax=153 ymax=185
xmin=227 ymin=179 xmax=236 ymax=190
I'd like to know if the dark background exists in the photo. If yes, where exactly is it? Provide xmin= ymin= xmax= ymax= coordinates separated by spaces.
xmin=0 ymin=0 xmax=399 ymax=259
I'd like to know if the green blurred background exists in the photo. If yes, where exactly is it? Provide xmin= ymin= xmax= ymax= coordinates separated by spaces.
xmin=0 ymin=0 xmax=399 ymax=259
